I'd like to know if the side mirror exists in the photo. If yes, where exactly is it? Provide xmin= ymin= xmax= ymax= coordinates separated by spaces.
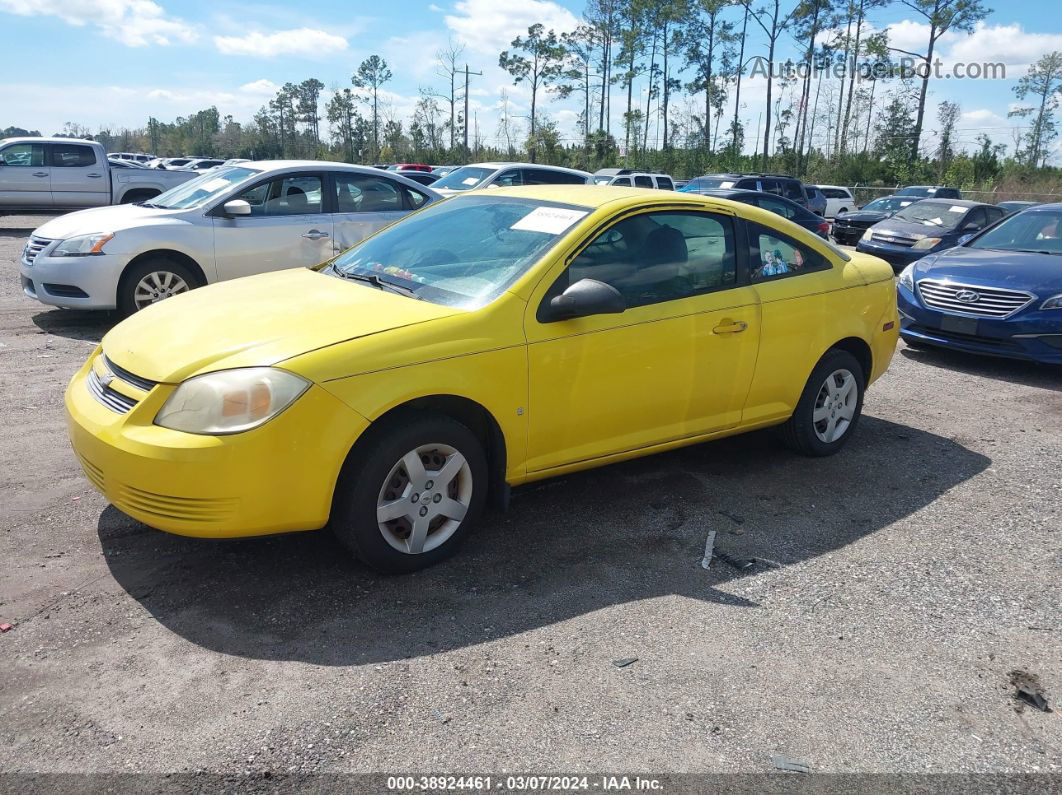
xmin=957 ymin=233 xmax=975 ymax=245
xmin=222 ymin=199 xmax=252 ymax=217
xmin=546 ymin=278 xmax=626 ymax=321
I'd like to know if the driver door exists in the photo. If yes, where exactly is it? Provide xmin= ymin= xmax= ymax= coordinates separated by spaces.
xmin=524 ymin=208 xmax=760 ymax=474
xmin=211 ymin=172 xmax=332 ymax=280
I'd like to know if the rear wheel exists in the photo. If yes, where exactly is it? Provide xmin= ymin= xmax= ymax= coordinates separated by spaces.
xmin=117 ymin=258 xmax=197 ymax=316
xmin=331 ymin=413 xmax=488 ymax=573
xmin=781 ymin=349 xmax=865 ymax=456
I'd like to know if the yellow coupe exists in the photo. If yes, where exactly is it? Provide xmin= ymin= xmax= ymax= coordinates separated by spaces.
xmin=66 ymin=186 xmax=898 ymax=572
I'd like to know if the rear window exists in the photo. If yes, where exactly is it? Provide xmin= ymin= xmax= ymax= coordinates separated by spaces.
xmin=781 ymin=180 xmax=804 ymax=201
xmin=51 ymin=144 xmax=97 ymax=167
xmin=524 ymin=168 xmax=585 ymax=185
xmin=634 ymin=175 xmax=653 ymax=188
xmin=688 ymin=176 xmax=738 ymax=190
xmin=657 ymin=177 xmax=674 ymax=190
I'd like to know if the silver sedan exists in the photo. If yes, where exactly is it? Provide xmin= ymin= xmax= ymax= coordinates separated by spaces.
xmin=19 ymin=161 xmax=441 ymax=314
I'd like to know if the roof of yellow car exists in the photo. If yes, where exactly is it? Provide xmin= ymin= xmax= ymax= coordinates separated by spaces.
xmin=476 ymin=184 xmax=718 ymax=209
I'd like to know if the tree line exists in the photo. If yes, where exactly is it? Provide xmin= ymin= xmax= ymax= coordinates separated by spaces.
xmin=9 ymin=0 xmax=1062 ymax=192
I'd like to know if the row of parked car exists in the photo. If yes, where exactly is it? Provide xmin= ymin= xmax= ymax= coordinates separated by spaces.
xmin=13 ymin=150 xmax=1059 ymax=573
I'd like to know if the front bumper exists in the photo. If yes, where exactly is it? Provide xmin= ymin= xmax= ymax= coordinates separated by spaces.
xmin=832 ymin=225 xmax=869 ymax=246
xmin=66 ymin=349 xmax=370 ymax=538
xmin=856 ymin=240 xmax=930 ymax=269
xmin=20 ymin=247 xmax=133 ymax=310
xmin=897 ymin=284 xmax=1062 ymax=364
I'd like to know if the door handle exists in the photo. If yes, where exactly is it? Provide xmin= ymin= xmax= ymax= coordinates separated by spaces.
xmin=32 ymin=172 xmax=48 ymax=177
xmin=86 ymin=173 xmax=103 ymax=178
xmin=713 ymin=320 xmax=748 ymax=334
xmin=302 ymin=229 xmax=330 ymax=240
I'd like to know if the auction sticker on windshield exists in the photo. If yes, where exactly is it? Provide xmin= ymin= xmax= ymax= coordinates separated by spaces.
xmin=511 ymin=206 xmax=588 ymax=235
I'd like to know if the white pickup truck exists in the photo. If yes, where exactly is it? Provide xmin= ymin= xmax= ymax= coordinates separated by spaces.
xmin=0 ymin=137 xmax=196 ymax=213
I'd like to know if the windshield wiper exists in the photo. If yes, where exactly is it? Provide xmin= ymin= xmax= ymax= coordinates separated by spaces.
xmin=136 ymin=201 xmax=167 ymax=209
xmin=332 ymin=268 xmax=421 ymax=298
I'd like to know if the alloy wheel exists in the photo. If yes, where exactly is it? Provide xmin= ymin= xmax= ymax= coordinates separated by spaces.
xmin=133 ymin=270 xmax=190 ymax=309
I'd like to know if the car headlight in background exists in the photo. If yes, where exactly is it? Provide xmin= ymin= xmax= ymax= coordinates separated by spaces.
xmin=911 ymin=236 xmax=942 ymax=250
xmin=1041 ymin=294 xmax=1062 ymax=310
xmin=898 ymin=264 xmax=915 ymax=290
xmin=861 ymin=228 xmax=874 ymax=241
xmin=155 ymin=368 xmax=310 ymax=435
xmin=51 ymin=232 xmax=114 ymax=257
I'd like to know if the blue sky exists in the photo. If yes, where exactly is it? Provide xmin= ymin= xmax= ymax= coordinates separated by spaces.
xmin=1 ymin=0 xmax=1061 ymax=157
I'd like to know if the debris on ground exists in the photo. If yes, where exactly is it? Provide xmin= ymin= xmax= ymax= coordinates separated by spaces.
xmin=0 ymin=623 xmax=13 ymax=633
xmin=1010 ymin=669 xmax=1051 ymax=713
xmin=714 ymin=550 xmax=756 ymax=571
xmin=612 ymin=658 xmax=638 ymax=668
xmin=701 ymin=530 xmax=717 ymax=569
xmin=771 ymin=754 xmax=811 ymax=773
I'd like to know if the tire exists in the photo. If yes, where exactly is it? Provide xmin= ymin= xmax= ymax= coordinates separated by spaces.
xmin=781 ymin=349 xmax=865 ymax=457
xmin=117 ymin=258 xmax=198 ymax=316
xmin=331 ymin=412 xmax=488 ymax=574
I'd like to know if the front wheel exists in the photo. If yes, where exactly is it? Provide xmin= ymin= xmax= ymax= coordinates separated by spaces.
xmin=331 ymin=413 xmax=488 ymax=573
xmin=118 ymin=258 xmax=197 ymax=316
xmin=781 ymin=349 xmax=865 ymax=456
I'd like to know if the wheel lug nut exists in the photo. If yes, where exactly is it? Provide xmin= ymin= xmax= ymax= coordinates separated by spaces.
xmin=433 ymin=494 xmax=442 ymax=503
xmin=411 ymin=493 xmax=419 ymax=503
xmin=419 ymin=506 xmax=429 ymax=516
xmin=425 ymin=480 xmax=434 ymax=489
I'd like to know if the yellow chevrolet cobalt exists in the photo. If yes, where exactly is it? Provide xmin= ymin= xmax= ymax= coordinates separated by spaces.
xmin=66 ymin=186 xmax=898 ymax=573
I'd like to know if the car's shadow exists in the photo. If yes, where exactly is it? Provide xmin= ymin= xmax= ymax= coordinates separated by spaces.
xmin=900 ymin=344 xmax=1062 ymax=391
xmin=99 ymin=417 xmax=989 ymax=665
xmin=32 ymin=310 xmax=114 ymax=344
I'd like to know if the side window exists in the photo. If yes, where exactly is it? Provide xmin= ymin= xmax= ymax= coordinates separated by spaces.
xmin=962 ymin=208 xmax=987 ymax=230
xmin=657 ymin=177 xmax=674 ymax=190
xmin=563 ymin=210 xmax=737 ymax=309
xmin=634 ymin=175 xmax=654 ymax=188
xmin=50 ymin=144 xmax=98 ymax=167
xmin=236 ymin=174 xmax=323 ymax=216
xmin=494 ymin=169 xmax=522 ymax=187
xmin=748 ymin=222 xmax=830 ymax=282
xmin=985 ymin=207 xmax=1005 ymax=224
xmin=782 ymin=180 xmax=803 ymax=201
xmin=524 ymin=168 xmax=585 ymax=185
xmin=404 ymin=186 xmax=430 ymax=209
xmin=0 ymin=143 xmax=46 ymax=167
xmin=612 ymin=177 xmax=632 ymax=187
xmin=759 ymin=179 xmax=781 ymax=196
xmin=756 ymin=196 xmax=794 ymax=219
xmin=736 ymin=179 xmax=758 ymax=190
xmin=333 ymin=173 xmax=402 ymax=213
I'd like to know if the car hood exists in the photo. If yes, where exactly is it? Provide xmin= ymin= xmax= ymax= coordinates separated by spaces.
xmin=33 ymin=204 xmax=189 ymax=239
xmin=836 ymin=210 xmax=889 ymax=224
xmin=101 ymin=268 xmax=463 ymax=383
xmin=914 ymin=246 xmax=1062 ymax=294
xmin=871 ymin=217 xmax=958 ymax=237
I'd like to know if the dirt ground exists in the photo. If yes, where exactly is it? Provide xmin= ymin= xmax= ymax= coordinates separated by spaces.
xmin=0 ymin=214 xmax=1059 ymax=778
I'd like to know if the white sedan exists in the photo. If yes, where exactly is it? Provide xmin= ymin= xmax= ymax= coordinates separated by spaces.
xmin=20 ymin=161 xmax=441 ymax=314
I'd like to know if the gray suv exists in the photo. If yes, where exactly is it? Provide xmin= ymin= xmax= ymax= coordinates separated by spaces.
xmin=682 ymin=173 xmax=810 ymax=209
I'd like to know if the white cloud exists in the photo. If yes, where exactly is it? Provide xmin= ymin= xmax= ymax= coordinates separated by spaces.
xmin=886 ymin=20 xmax=1062 ymax=76
xmin=445 ymin=0 xmax=579 ymax=55
xmin=0 ymin=0 xmax=197 ymax=46
xmin=240 ymin=79 xmax=280 ymax=96
xmin=213 ymin=27 xmax=348 ymax=58
xmin=428 ymin=3 xmax=443 ymax=11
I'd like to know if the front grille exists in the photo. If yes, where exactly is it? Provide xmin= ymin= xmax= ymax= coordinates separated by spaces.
xmin=22 ymin=236 xmax=51 ymax=266
xmin=907 ymin=324 xmax=1020 ymax=349
xmin=87 ymin=369 xmax=138 ymax=414
xmin=103 ymin=355 xmax=158 ymax=392
xmin=871 ymin=231 xmax=918 ymax=247
xmin=114 ymin=484 xmax=239 ymax=524
xmin=78 ymin=455 xmax=106 ymax=492
xmin=917 ymin=279 xmax=1034 ymax=318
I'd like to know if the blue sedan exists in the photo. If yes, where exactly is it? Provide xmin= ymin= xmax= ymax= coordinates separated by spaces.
xmin=897 ymin=205 xmax=1062 ymax=364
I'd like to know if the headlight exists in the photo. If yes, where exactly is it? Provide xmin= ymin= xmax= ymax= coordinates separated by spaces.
xmin=911 ymin=236 xmax=942 ymax=250
xmin=51 ymin=232 xmax=114 ymax=257
xmin=1042 ymin=294 xmax=1062 ymax=310
xmin=155 ymin=368 xmax=310 ymax=435
xmin=861 ymin=228 xmax=874 ymax=241
xmin=898 ymin=264 xmax=915 ymax=290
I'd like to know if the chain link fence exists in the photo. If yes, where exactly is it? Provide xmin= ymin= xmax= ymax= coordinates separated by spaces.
xmin=848 ymin=184 xmax=1062 ymax=207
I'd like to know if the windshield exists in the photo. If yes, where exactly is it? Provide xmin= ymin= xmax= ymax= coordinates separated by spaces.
xmin=681 ymin=177 xmax=736 ymax=191
xmin=331 ymin=196 xmax=590 ymax=308
xmin=896 ymin=187 xmax=931 ymax=197
xmin=863 ymin=197 xmax=911 ymax=213
xmin=432 ymin=166 xmax=496 ymax=191
xmin=593 ymin=176 xmax=614 ymax=185
xmin=148 ymin=166 xmax=260 ymax=209
xmin=891 ymin=201 xmax=967 ymax=228
xmin=967 ymin=210 xmax=1062 ymax=254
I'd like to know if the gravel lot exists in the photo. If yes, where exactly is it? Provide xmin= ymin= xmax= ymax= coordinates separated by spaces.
xmin=0 ymin=214 xmax=1059 ymax=778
